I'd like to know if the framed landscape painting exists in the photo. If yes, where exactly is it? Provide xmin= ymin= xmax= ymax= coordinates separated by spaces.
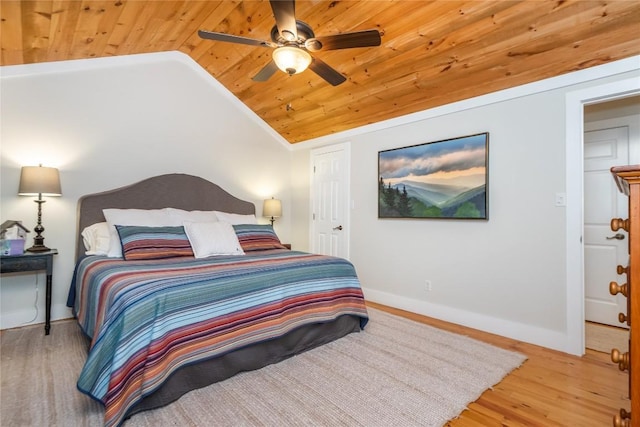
xmin=378 ymin=132 xmax=489 ymax=219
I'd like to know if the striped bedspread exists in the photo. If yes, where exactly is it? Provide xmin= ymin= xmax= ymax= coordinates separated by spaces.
xmin=70 ymin=250 xmax=368 ymax=427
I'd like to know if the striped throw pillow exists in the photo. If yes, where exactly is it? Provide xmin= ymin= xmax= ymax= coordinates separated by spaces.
xmin=233 ymin=224 xmax=287 ymax=252
xmin=115 ymin=225 xmax=194 ymax=260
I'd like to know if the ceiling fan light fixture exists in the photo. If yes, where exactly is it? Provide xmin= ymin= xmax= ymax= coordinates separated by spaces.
xmin=272 ymin=46 xmax=312 ymax=75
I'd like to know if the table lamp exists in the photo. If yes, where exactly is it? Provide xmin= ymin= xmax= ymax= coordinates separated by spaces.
xmin=263 ymin=198 xmax=282 ymax=226
xmin=18 ymin=165 xmax=62 ymax=252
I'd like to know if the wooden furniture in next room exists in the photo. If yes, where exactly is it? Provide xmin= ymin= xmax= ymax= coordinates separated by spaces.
xmin=610 ymin=165 xmax=639 ymax=427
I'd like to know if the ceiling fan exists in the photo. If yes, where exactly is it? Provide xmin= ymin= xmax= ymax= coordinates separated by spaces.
xmin=198 ymin=0 xmax=382 ymax=86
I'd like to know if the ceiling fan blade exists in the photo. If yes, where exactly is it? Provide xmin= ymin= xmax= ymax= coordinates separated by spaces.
xmin=305 ymin=29 xmax=381 ymax=52
xmin=269 ymin=0 xmax=298 ymax=41
xmin=198 ymin=30 xmax=275 ymax=48
xmin=252 ymin=60 xmax=280 ymax=82
xmin=308 ymin=57 xmax=346 ymax=86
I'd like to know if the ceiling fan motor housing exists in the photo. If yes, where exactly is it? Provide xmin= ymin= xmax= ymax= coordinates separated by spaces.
xmin=270 ymin=21 xmax=316 ymax=48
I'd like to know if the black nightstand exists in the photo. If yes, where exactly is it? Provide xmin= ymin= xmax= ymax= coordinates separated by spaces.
xmin=0 ymin=249 xmax=58 ymax=335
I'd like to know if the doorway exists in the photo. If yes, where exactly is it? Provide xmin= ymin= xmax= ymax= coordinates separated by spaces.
xmin=309 ymin=143 xmax=351 ymax=259
xmin=566 ymin=79 xmax=640 ymax=356
xmin=582 ymin=96 xmax=639 ymax=352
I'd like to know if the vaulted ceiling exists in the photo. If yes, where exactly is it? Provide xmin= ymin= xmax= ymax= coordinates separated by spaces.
xmin=1 ymin=1 xmax=639 ymax=143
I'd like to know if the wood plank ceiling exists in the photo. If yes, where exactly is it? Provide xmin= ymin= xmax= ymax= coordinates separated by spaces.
xmin=1 ymin=1 xmax=639 ymax=144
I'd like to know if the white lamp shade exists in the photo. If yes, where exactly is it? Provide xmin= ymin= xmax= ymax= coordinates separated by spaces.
xmin=263 ymin=198 xmax=282 ymax=218
xmin=272 ymin=46 xmax=312 ymax=75
xmin=18 ymin=166 xmax=62 ymax=196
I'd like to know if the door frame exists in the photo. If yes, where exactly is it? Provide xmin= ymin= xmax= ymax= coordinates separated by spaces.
xmin=309 ymin=142 xmax=352 ymax=259
xmin=566 ymin=77 xmax=640 ymax=355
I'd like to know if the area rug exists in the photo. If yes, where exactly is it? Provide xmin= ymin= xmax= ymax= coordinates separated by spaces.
xmin=0 ymin=307 xmax=526 ymax=427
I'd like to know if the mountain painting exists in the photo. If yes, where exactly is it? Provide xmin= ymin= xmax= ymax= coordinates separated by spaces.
xmin=378 ymin=133 xmax=488 ymax=219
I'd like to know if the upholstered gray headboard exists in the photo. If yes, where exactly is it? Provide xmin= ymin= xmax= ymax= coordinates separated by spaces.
xmin=75 ymin=173 xmax=255 ymax=260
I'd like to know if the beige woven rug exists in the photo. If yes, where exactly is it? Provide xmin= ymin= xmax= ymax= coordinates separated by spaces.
xmin=1 ymin=308 xmax=526 ymax=427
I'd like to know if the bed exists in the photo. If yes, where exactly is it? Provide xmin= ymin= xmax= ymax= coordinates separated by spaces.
xmin=66 ymin=173 xmax=368 ymax=427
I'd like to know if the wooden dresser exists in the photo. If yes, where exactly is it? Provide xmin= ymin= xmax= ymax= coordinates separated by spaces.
xmin=610 ymin=165 xmax=640 ymax=427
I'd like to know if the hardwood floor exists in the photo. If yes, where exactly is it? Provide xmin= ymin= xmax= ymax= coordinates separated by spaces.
xmin=368 ymin=302 xmax=629 ymax=426
xmin=586 ymin=321 xmax=629 ymax=354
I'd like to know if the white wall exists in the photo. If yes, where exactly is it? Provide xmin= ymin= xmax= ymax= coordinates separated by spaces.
xmin=292 ymin=57 xmax=640 ymax=354
xmin=585 ymin=95 xmax=640 ymax=122
xmin=352 ymin=92 xmax=567 ymax=324
xmin=0 ymin=52 xmax=292 ymax=330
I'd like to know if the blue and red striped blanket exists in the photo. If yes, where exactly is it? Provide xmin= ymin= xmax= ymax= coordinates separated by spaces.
xmin=69 ymin=249 xmax=368 ymax=427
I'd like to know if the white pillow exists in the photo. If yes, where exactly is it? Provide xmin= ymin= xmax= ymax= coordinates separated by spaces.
xmin=165 ymin=208 xmax=219 ymax=223
xmin=183 ymin=221 xmax=245 ymax=258
xmin=81 ymin=222 xmax=111 ymax=255
xmin=103 ymin=208 xmax=182 ymax=257
xmin=214 ymin=211 xmax=257 ymax=225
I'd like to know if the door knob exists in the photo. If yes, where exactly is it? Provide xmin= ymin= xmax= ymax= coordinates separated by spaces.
xmin=333 ymin=225 xmax=343 ymax=231
xmin=606 ymin=233 xmax=625 ymax=240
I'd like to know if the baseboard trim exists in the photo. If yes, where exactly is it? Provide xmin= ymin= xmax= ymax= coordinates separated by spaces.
xmin=362 ymin=287 xmax=573 ymax=354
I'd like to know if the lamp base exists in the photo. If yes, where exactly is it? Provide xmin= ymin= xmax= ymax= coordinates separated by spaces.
xmin=26 ymin=244 xmax=51 ymax=253
xmin=26 ymin=233 xmax=49 ymax=252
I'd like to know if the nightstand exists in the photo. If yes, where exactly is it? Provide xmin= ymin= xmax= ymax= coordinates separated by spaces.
xmin=0 ymin=249 xmax=58 ymax=335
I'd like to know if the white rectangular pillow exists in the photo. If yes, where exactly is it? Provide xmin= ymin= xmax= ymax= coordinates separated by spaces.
xmin=183 ymin=221 xmax=245 ymax=258
xmin=214 ymin=211 xmax=257 ymax=225
xmin=81 ymin=222 xmax=111 ymax=255
xmin=103 ymin=208 xmax=182 ymax=257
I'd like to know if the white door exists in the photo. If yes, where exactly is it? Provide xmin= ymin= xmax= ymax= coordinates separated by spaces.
xmin=310 ymin=144 xmax=349 ymax=258
xmin=584 ymin=126 xmax=630 ymax=328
